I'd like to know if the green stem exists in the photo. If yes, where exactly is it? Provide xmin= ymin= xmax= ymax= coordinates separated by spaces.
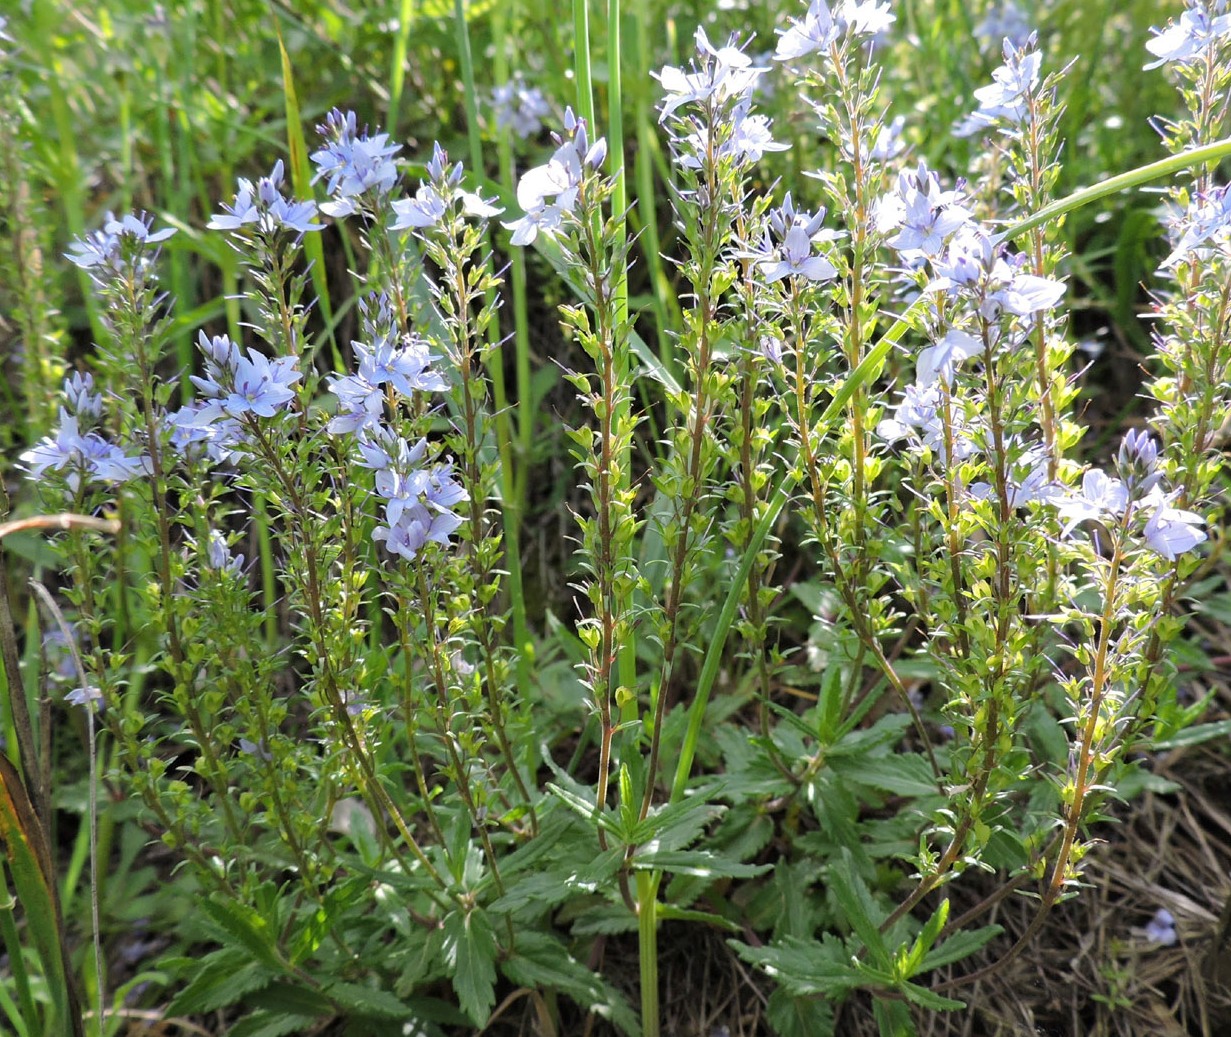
xmin=636 ymin=870 xmax=661 ymax=1037
xmin=454 ymin=0 xmax=532 ymax=688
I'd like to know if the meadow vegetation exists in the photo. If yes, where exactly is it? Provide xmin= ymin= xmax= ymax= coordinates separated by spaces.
xmin=2 ymin=1 xmax=1231 ymax=1035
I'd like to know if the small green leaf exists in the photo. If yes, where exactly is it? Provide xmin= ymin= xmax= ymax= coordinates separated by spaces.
xmin=918 ymin=925 xmax=1003 ymax=972
xmin=501 ymin=931 xmax=641 ymax=1037
xmin=167 ymin=955 xmax=273 ymax=1016
xmin=766 ymin=987 xmax=835 ymax=1037
xmin=441 ymin=908 xmax=497 ymax=1026
xmin=632 ymin=848 xmax=769 ymax=879
xmin=830 ymin=753 xmax=940 ymax=798
xmin=226 ymin=1009 xmax=322 ymax=1037
xmin=198 ymin=896 xmax=286 ymax=974
xmin=325 ymin=981 xmax=409 ymax=1018
xmin=828 ymin=850 xmax=888 ymax=967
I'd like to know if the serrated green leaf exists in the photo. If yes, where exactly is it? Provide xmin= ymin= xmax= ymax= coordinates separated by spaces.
xmin=828 ymin=850 xmax=888 ymax=967
xmin=873 ymin=996 xmax=918 ymax=1035
xmin=197 ymin=896 xmax=286 ymax=973
xmin=632 ymin=849 xmax=769 ymax=879
xmin=766 ymin=987 xmax=835 ymax=1037
xmin=898 ymin=980 xmax=966 ymax=1012
xmin=827 ymin=713 xmax=913 ymax=756
xmin=729 ymin=936 xmax=861 ymax=999
xmin=918 ymin=924 xmax=1003 ymax=972
xmin=630 ymin=787 xmax=725 ymax=850
xmin=546 ymin=782 xmax=619 ymax=835
xmin=830 ymin=753 xmax=941 ymax=797
xmin=501 ymin=931 xmax=641 ymax=1037
xmin=226 ymin=1009 xmax=322 ymax=1037
xmin=325 ymin=981 xmax=409 ymax=1018
xmin=166 ymin=957 xmax=274 ymax=1016
xmin=249 ymin=981 xmax=333 ymax=1016
xmin=441 ymin=908 xmax=497 ymax=1026
xmin=655 ymin=904 xmax=740 ymax=931
xmin=902 ymin=899 xmax=949 ymax=976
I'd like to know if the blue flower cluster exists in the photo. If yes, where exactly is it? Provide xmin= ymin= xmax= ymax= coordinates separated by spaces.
xmin=1145 ymin=2 xmax=1231 ymax=69
xmin=774 ymin=0 xmax=893 ymax=61
xmin=655 ymin=28 xmax=789 ymax=173
xmin=327 ymin=296 xmax=448 ymax=435
xmin=389 ymin=143 xmax=502 ymax=233
xmin=310 ymin=108 xmax=402 ymax=219
xmin=65 ymin=211 xmax=176 ymax=277
xmin=353 ymin=426 xmax=467 ymax=561
xmin=750 ymin=194 xmax=837 ymax=283
xmin=166 ymin=332 xmax=303 ymax=463
xmin=208 ymin=159 xmax=322 ymax=239
xmin=954 ymin=37 xmax=1042 ymax=137
xmin=490 ymin=75 xmax=552 ymax=140
xmin=20 ymin=373 xmax=148 ymax=491
xmin=505 ymin=109 xmax=607 ymax=245
xmin=327 ymin=295 xmax=466 ymax=562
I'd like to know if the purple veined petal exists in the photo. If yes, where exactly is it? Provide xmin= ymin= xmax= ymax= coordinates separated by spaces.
xmin=917 ymin=329 xmax=980 ymax=386
xmin=1143 ymin=501 xmax=1207 ymax=560
xmin=996 ymin=273 xmax=1066 ymax=316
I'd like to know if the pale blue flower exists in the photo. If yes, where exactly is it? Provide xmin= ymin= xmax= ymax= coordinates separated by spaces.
xmin=64 ymin=372 xmax=103 ymax=420
xmin=974 ymin=1 xmax=1033 ymax=52
xmin=372 ymin=463 xmax=468 ymax=561
xmin=675 ymin=98 xmax=789 ymax=170
xmin=1161 ymin=184 xmax=1231 ymax=266
xmin=311 ymin=109 xmax=402 ymax=218
xmin=391 ymin=184 xmax=448 ymax=229
xmin=973 ymin=39 xmax=1041 ymax=124
xmin=866 ymin=114 xmax=907 ymax=161
xmin=362 ymin=335 xmax=448 ymax=397
xmin=876 ymin=383 xmax=976 ymax=465
xmin=1144 ymin=908 xmax=1177 ymax=945
xmin=21 ymin=399 xmax=148 ymax=491
xmin=655 ymin=26 xmax=767 ymax=123
xmin=1054 ymin=468 xmax=1129 ymax=534
xmin=954 ymin=37 xmax=1042 ymax=136
xmin=930 ymin=225 xmax=995 ymax=288
xmin=505 ymin=110 xmax=605 ymax=245
xmin=876 ymin=160 xmax=972 ymax=256
xmin=65 ymin=684 xmax=104 ymax=712
xmin=238 ymin=737 xmax=272 ymax=761
xmin=969 ymin=445 xmax=1059 ymax=508
xmin=166 ymin=404 xmax=246 ymax=464
xmin=776 ymin=0 xmax=842 ymax=59
xmin=1145 ymin=5 xmax=1231 ymax=69
xmin=389 ymin=145 xmax=502 ymax=231
xmin=987 ymin=270 xmax=1066 ymax=318
xmin=490 ymin=75 xmax=552 ymax=139
xmin=1116 ymin=428 xmax=1163 ymax=497
xmin=208 ymin=160 xmax=321 ymax=237
xmin=1142 ymin=493 xmax=1206 ymax=560
xmin=775 ymin=0 xmax=894 ymax=61
xmin=206 ymin=530 xmax=245 ymax=574
xmin=758 ymin=195 xmax=838 ymax=282
xmin=917 ymin=329 xmax=980 ymax=386
xmin=66 ymin=211 xmax=175 ymax=272
xmin=188 ymin=332 xmax=301 ymax=424
xmin=927 ymin=226 xmax=1065 ymax=317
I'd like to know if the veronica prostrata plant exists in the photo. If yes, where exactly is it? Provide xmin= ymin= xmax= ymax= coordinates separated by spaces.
xmin=7 ymin=2 xmax=1231 ymax=1036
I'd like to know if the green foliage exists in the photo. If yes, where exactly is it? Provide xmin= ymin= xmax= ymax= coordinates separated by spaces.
xmin=2 ymin=2 xmax=1229 ymax=1037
